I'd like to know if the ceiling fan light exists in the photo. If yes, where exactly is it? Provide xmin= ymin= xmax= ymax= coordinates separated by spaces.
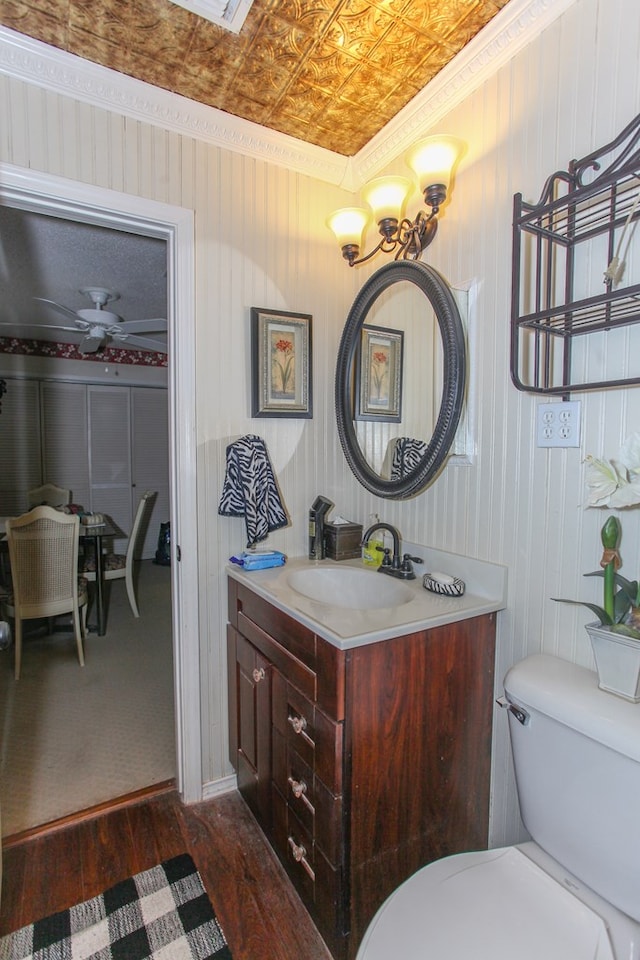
xmin=361 ymin=176 xmax=412 ymax=225
xmin=405 ymin=135 xmax=464 ymax=196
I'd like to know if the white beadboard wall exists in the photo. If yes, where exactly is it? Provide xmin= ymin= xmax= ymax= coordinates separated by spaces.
xmin=2 ymin=0 xmax=640 ymax=850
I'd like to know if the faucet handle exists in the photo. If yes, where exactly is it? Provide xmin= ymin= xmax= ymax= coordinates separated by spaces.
xmin=401 ymin=554 xmax=423 ymax=573
xmin=379 ymin=547 xmax=393 ymax=567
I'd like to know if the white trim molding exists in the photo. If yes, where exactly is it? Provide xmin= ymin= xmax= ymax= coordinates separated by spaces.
xmin=0 ymin=0 xmax=578 ymax=188
xmin=0 ymin=162 xmax=203 ymax=805
xmin=352 ymin=0 xmax=579 ymax=185
xmin=201 ymin=773 xmax=238 ymax=800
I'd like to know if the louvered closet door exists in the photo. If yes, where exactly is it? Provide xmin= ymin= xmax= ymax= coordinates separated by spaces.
xmin=131 ymin=387 xmax=170 ymax=560
xmin=40 ymin=381 xmax=90 ymax=510
xmin=0 ymin=378 xmax=42 ymax=516
xmin=88 ymin=385 xmax=132 ymax=553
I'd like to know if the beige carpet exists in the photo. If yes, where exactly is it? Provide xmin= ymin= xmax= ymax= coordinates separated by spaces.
xmin=0 ymin=561 xmax=176 ymax=836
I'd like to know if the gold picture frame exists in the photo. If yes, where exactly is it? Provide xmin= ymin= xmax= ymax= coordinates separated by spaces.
xmin=251 ymin=307 xmax=313 ymax=418
xmin=355 ymin=324 xmax=403 ymax=422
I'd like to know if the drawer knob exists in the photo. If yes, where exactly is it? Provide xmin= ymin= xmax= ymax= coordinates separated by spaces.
xmin=289 ymin=777 xmax=307 ymax=799
xmin=288 ymin=836 xmax=315 ymax=881
xmin=288 ymin=776 xmax=315 ymax=814
xmin=288 ymin=714 xmax=307 ymax=735
xmin=252 ymin=667 xmax=266 ymax=683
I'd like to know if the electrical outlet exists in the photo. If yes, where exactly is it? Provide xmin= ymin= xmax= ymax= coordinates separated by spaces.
xmin=536 ymin=400 xmax=581 ymax=447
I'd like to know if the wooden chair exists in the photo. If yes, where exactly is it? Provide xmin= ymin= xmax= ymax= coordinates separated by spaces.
xmin=3 ymin=506 xmax=87 ymax=680
xmin=82 ymin=491 xmax=157 ymax=618
xmin=27 ymin=484 xmax=71 ymax=509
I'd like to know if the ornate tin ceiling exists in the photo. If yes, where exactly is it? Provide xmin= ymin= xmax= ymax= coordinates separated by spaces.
xmin=0 ymin=0 xmax=510 ymax=155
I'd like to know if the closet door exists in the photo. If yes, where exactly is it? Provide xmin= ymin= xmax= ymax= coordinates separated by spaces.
xmin=131 ymin=387 xmax=170 ymax=560
xmin=40 ymin=381 xmax=90 ymax=509
xmin=88 ymin=385 xmax=132 ymax=552
xmin=0 ymin=378 xmax=41 ymax=516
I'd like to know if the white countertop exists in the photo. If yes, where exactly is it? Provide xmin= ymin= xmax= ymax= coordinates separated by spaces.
xmin=227 ymin=547 xmax=507 ymax=650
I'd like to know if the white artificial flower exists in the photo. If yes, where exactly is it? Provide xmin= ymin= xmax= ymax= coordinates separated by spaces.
xmin=619 ymin=432 xmax=640 ymax=477
xmin=609 ymin=474 xmax=640 ymax=507
xmin=584 ymin=455 xmax=625 ymax=506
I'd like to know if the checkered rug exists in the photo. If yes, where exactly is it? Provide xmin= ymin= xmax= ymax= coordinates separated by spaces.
xmin=0 ymin=854 xmax=232 ymax=960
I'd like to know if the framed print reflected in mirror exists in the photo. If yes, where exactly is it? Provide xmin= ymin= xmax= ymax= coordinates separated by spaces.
xmin=355 ymin=324 xmax=403 ymax=422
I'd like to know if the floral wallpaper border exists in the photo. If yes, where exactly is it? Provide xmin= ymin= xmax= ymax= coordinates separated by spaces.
xmin=0 ymin=337 xmax=167 ymax=367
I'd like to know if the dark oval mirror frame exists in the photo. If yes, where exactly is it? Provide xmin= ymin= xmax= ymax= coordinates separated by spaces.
xmin=335 ymin=259 xmax=467 ymax=499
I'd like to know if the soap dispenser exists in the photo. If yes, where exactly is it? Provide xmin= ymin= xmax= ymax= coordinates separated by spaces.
xmin=309 ymin=496 xmax=334 ymax=560
xmin=362 ymin=512 xmax=383 ymax=567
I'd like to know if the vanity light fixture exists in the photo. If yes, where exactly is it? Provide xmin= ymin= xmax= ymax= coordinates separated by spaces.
xmin=327 ymin=135 xmax=463 ymax=267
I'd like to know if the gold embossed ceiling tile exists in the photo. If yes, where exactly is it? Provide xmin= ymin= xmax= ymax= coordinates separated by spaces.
xmin=0 ymin=0 xmax=511 ymax=154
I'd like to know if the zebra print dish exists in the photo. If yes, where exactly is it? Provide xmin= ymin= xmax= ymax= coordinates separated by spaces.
xmin=423 ymin=573 xmax=466 ymax=597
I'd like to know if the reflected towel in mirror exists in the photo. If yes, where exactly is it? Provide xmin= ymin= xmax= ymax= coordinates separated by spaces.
xmin=382 ymin=437 xmax=429 ymax=480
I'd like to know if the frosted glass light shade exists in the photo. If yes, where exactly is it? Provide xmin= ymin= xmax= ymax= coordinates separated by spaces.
xmin=361 ymin=177 xmax=412 ymax=223
xmin=405 ymin=136 xmax=463 ymax=193
xmin=326 ymin=206 xmax=370 ymax=247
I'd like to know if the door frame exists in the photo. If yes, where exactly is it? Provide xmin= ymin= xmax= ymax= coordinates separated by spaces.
xmin=0 ymin=161 xmax=202 ymax=803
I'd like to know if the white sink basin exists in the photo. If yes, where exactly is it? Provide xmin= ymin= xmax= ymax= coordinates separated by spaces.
xmin=287 ymin=566 xmax=414 ymax=610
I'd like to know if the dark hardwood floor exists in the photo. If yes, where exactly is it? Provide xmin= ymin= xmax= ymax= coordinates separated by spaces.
xmin=0 ymin=788 xmax=333 ymax=960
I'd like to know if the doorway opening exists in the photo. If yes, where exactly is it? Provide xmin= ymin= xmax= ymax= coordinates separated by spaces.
xmin=0 ymin=162 xmax=202 ymax=822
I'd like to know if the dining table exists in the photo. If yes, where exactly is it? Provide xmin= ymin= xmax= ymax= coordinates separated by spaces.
xmin=78 ymin=518 xmax=122 ymax=636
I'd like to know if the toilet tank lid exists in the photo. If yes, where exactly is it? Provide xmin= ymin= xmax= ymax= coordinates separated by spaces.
xmin=504 ymin=654 xmax=640 ymax=763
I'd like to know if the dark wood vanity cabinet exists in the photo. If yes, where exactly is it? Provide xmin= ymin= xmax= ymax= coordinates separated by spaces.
xmin=227 ymin=577 xmax=496 ymax=960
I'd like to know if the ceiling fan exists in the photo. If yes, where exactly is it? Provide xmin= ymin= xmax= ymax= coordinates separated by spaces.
xmin=7 ymin=287 xmax=167 ymax=354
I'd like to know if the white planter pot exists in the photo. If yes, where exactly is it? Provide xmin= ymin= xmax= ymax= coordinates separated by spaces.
xmin=586 ymin=621 xmax=640 ymax=703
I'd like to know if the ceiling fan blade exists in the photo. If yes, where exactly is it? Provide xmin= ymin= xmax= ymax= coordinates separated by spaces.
xmin=34 ymin=298 xmax=81 ymax=324
xmin=78 ymin=335 xmax=105 ymax=354
xmin=121 ymin=334 xmax=168 ymax=353
xmin=0 ymin=321 xmax=83 ymax=335
xmin=119 ymin=318 xmax=167 ymax=334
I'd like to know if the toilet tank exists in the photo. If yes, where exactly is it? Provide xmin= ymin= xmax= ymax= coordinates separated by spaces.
xmin=504 ymin=653 xmax=640 ymax=923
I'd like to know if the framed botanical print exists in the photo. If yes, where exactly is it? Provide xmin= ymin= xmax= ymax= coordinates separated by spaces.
xmin=251 ymin=307 xmax=312 ymax=418
xmin=355 ymin=324 xmax=403 ymax=422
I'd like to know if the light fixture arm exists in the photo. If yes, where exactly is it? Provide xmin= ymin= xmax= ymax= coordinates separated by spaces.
xmin=346 ymin=206 xmax=439 ymax=267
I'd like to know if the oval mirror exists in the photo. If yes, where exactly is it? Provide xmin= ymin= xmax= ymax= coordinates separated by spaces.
xmin=335 ymin=260 xmax=466 ymax=499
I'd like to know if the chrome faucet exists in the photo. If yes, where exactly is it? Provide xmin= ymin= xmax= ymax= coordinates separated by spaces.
xmin=361 ymin=522 xmax=423 ymax=580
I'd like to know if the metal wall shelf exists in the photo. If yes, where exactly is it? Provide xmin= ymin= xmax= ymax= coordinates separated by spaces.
xmin=511 ymin=113 xmax=640 ymax=395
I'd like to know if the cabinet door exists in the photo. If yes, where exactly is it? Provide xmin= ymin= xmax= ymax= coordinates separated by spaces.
xmin=234 ymin=630 xmax=272 ymax=830
xmin=0 ymin=378 xmax=42 ymax=516
xmin=88 ymin=384 xmax=132 ymax=552
xmin=40 ymin=381 xmax=90 ymax=509
xmin=131 ymin=387 xmax=169 ymax=560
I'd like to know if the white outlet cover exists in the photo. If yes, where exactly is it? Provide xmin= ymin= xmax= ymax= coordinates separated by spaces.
xmin=536 ymin=400 xmax=581 ymax=447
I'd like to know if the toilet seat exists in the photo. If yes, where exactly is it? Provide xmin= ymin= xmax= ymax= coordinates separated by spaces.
xmin=356 ymin=846 xmax=615 ymax=960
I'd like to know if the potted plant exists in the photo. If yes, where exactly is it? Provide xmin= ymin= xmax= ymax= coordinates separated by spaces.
xmin=553 ymin=434 xmax=640 ymax=701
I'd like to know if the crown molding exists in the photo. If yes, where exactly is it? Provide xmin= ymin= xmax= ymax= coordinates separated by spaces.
xmin=0 ymin=0 xmax=576 ymax=190
xmin=0 ymin=25 xmax=348 ymax=187
xmin=352 ymin=0 xmax=577 ymax=186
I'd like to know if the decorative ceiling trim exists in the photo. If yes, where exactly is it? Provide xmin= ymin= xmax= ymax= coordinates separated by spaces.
xmin=0 ymin=0 xmax=576 ymax=189
xmin=0 ymin=25 xmax=348 ymax=188
xmin=352 ymin=0 xmax=578 ymax=186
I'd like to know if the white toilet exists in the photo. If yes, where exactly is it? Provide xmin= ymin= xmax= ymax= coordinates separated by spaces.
xmin=356 ymin=653 xmax=640 ymax=960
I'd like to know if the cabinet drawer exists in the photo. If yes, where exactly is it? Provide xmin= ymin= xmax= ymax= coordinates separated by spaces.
xmin=238 ymin=610 xmax=316 ymax=701
xmin=272 ymin=671 xmax=343 ymax=795
xmin=273 ymin=729 xmax=343 ymax=865
xmin=272 ymin=789 xmax=345 ymax=950
xmin=235 ymin=582 xmax=316 ymax=667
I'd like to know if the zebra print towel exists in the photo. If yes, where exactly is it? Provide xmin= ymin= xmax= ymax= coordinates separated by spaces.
xmin=218 ymin=435 xmax=288 ymax=547
xmin=390 ymin=437 xmax=428 ymax=480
